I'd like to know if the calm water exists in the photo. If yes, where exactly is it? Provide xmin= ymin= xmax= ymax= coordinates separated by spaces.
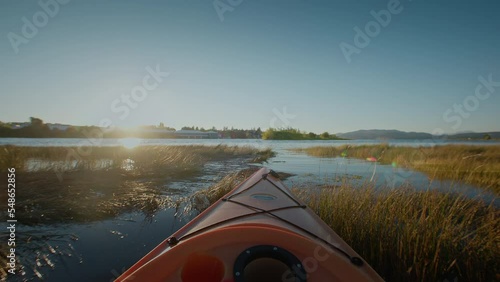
xmin=1 ymin=138 xmax=498 ymax=281
xmin=1 ymin=137 xmax=498 ymax=148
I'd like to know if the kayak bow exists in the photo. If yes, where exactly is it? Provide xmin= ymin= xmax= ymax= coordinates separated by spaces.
xmin=116 ymin=168 xmax=383 ymax=282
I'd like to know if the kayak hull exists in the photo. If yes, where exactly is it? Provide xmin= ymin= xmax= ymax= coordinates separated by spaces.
xmin=116 ymin=168 xmax=383 ymax=282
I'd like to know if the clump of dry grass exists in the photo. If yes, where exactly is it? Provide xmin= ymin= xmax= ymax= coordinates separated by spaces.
xmin=0 ymin=145 xmax=274 ymax=224
xmin=293 ymin=145 xmax=500 ymax=195
xmin=184 ymin=168 xmax=258 ymax=214
xmin=296 ymin=184 xmax=499 ymax=282
xmin=0 ymin=145 xmax=25 ymax=171
xmin=0 ymin=145 xmax=273 ymax=173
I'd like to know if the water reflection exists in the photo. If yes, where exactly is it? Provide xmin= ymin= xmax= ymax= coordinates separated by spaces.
xmin=265 ymin=150 xmax=498 ymax=205
xmin=122 ymin=158 xmax=135 ymax=171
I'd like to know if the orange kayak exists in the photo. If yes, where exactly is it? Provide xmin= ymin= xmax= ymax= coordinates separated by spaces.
xmin=116 ymin=168 xmax=383 ymax=282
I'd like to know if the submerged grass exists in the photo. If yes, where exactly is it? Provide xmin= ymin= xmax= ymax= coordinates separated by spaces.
xmin=197 ymin=170 xmax=499 ymax=282
xmin=0 ymin=145 xmax=274 ymax=224
xmin=186 ymin=168 xmax=258 ymax=213
xmin=293 ymin=145 xmax=500 ymax=195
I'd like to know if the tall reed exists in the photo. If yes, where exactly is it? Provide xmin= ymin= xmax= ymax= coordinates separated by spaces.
xmin=297 ymin=184 xmax=499 ymax=281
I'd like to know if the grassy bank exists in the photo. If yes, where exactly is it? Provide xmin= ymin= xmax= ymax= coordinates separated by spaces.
xmin=0 ymin=145 xmax=274 ymax=224
xmin=198 ymin=170 xmax=499 ymax=282
xmin=293 ymin=144 xmax=500 ymax=195
xmin=299 ymin=185 xmax=498 ymax=282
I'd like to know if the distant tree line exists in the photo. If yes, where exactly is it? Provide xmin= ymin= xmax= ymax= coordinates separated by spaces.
xmin=178 ymin=126 xmax=262 ymax=138
xmin=1 ymin=118 xmax=348 ymax=140
xmin=262 ymin=128 xmax=345 ymax=140
xmin=0 ymin=118 xmax=112 ymax=138
xmin=0 ymin=118 xmax=264 ymax=139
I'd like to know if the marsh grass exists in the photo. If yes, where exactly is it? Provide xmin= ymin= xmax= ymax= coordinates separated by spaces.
xmin=293 ymin=145 xmax=500 ymax=195
xmin=194 ymin=170 xmax=499 ymax=282
xmin=0 ymin=145 xmax=273 ymax=224
xmin=0 ymin=145 xmax=274 ymax=173
xmin=296 ymin=184 xmax=499 ymax=282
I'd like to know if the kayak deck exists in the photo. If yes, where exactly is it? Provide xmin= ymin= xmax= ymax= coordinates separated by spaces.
xmin=116 ymin=168 xmax=383 ymax=282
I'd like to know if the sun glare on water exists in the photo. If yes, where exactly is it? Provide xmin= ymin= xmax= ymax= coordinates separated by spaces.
xmin=119 ymin=138 xmax=142 ymax=149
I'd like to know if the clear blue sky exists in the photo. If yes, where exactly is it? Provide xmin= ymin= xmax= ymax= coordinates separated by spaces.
xmin=1 ymin=0 xmax=499 ymax=134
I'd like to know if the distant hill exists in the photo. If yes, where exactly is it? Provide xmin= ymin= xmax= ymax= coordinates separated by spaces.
xmin=338 ymin=130 xmax=433 ymax=140
xmin=337 ymin=129 xmax=500 ymax=140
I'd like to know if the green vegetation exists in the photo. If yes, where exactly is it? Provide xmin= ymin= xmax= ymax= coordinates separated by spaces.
xmin=181 ymin=126 xmax=262 ymax=139
xmin=198 ymin=170 xmax=499 ymax=282
xmin=0 ymin=145 xmax=274 ymax=224
xmin=0 ymin=117 xmax=264 ymax=139
xmin=262 ymin=128 xmax=345 ymax=140
xmin=293 ymin=144 xmax=500 ymax=195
